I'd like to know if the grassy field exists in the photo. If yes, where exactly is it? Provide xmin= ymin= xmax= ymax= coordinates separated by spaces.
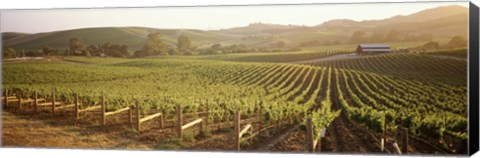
xmin=2 ymin=49 xmax=468 ymax=154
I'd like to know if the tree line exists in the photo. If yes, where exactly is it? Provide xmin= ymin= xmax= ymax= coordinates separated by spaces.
xmin=2 ymin=32 xmax=195 ymax=58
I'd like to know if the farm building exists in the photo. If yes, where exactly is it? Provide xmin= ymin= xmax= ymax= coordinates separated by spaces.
xmin=356 ymin=44 xmax=391 ymax=55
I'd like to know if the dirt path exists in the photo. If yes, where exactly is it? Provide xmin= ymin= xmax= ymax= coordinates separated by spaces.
xmin=1 ymin=110 xmax=134 ymax=149
xmin=1 ymin=109 xmax=174 ymax=149
xmin=256 ymin=125 xmax=299 ymax=151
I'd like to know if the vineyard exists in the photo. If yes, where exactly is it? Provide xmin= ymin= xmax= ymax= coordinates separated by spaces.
xmin=195 ymin=49 xmax=351 ymax=63
xmin=1 ymin=50 xmax=468 ymax=155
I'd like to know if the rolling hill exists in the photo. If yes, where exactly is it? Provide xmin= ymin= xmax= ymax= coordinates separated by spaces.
xmin=2 ymin=5 xmax=468 ymax=52
xmin=315 ymin=5 xmax=468 ymax=37
xmin=2 ymin=27 xmax=231 ymax=51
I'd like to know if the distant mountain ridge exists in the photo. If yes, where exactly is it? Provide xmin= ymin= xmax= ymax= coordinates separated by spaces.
xmin=2 ymin=5 xmax=468 ymax=51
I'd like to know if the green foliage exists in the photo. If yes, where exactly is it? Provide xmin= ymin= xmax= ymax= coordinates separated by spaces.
xmin=3 ymin=47 xmax=17 ymax=58
xmin=69 ymin=37 xmax=85 ymax=55
xmin=333 ymin=62 xmax=467 ymax=146
xmin=3 ymin=48 xmax=467 ymax=152
xmin=42 ymin=45 xmax=59 ymax=56
xmin=143 ymin=32 xmax=169 ymax=56
xmin=311 ymin=52 xmax=467 ymax=86
xmin=445 ymin=36 xmax=467 ymax=48
xmin=177 ymin=34 xmax=191 ymax=53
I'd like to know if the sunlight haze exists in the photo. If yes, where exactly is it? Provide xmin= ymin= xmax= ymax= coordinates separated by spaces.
xmin=0 ymin=1 xmax=468 ymax=33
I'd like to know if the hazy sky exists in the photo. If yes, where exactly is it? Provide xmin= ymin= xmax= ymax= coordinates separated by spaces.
xmin=0 ymin=1 xmax=468 ymax=33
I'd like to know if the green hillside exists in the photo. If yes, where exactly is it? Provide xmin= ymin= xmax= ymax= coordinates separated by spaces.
xmin=1 ymin=5 xmax=468 ymax=52
xmin=3 ymin=27 xmax=231 ymax=52
xmin=2 ymin=32 xmax=29 ymax=41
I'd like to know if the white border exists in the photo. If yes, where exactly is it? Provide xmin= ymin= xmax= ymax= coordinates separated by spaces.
xmin=0 ymin=0 xmax=478 ymax=158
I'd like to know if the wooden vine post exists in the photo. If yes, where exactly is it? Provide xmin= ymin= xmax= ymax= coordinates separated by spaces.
xmin=17 ymin=91 xmax=22 ymax=111
xmin=234 ymin=110 xmax=252 ymax=151
xmin=234 ymin=110 xmax=241 ymax=151
xmin=128 ymin=106 xmax=133 ymax=127
xmin=101 ymin=95 xmax=106 ymax=127
xmin=205 ymin=99 xmax=209 ymax=132
xmin=398 ymin=127 xmax=408 ymax=154
xmin=159 ymin=109 xmax=164 ymax=128
xmin=391 ymin=141 xmax=402 ymax=154
xmin=258 ymin=104 xmax=263 ymax=130
xmin=74 ymin=93 xmax=79 ymax=119
xmin=306 ymin=117 xmax=315 ymax=152
xmin=4 ymin=88 xmax=8 ymax=108
xmin=51 ymin=89 xmax=55 ymax=115
xmin=132 ymin=98 xmax=162 ymax=132
xmin=176 ymin=105 xmax=183 ymax=138
xmin=382 ymin=110 xmax=386 ymax=152
xmin=175 ymin=104 xmax=203 ymax=139
xmin=34 ymin=91 xmax=38 ymax=112
xmin=135 ymin=98 xmax=140 ymax=132
xmin=317 ymin=129 xmax=322 ymax=152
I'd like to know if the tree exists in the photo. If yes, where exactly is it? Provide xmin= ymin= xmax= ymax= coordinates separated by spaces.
xmin=417 ymin=41 xmax=440 ymax=51
xmin=101 ymin=42 xmax=112 ymax=56
xmin=86 ymin=45 xmax=100 ymax=56
xmin=143 ymin=32 xmax=169 ymax=56
xmin=3 ymin=48 xmax=17 ymax=58
xmin=69 ymin=37 xmax=85 ymax=55
xmin=445 ymin=36 xmax=467 ymax=48
xmin=168 ymin=47 xmax=179 ymax=55
xmin=177 ymin=34 xmax=191 ymax=53
xmin=211 ymin=43 xmax=222 ymax=50
xmin=422 ymin=41 xmax=440 ymax=50
xmin=64 ymin=49 xmax=70 ymax=56
xmin=42 ymin=45 xmax=58 ymax=56
xmin=133 ymin=50 xmax=147 ymax=58
xmin=206 ymin=43 xmax=222 ymax=54
xmin=350 ymin=30 xmax=366 ymax=43
xmin=120 ymin=44 xmax=131 ymax=57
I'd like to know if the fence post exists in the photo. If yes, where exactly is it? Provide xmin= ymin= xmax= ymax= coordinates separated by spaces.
xmin=51 ymin=89 xmax=55 ymax=115
xmin=306 ymin=117 xmax=314 ymax=152
xmin=128 ymin=106 xmax=133 ymax=127
xmin=159 ymin=111 xmax=164 ymax=128
xmin=74 ymin=93 xmax=79 ymax=119
xmin=401 ymin=127 xmax=408 ymax=154
xmin=101 ymin=95 xmax=106 ymax=127
xmin=234 ymin=110 xmax=241 ymax=151
xmin=391 ymin=141 xmax=402 ymax=154
xmin=4 ymin=88 xmax=8 ymax=108
xmin=34 ymin=91 xmax=38 ymax=112
xmin=135 ymin=98 xmax=140 ymax=132
xmin=177 ymin=105 xmax=183 ymax=139
xmin=258 ymin=106 xmax=263 ymax=131
xmin=199 ymin=117 xmax=204 ymax=134
xmin=382 ymin=111 xmax=386 ymax=152
xmin=205 ymin=99 xmax=209 ymax=132
xmin=17 ymin=91 xmax=22 ymax=111
xmin=317 ymin=132 xmax=322 ymax=152
xmin=276 ymin=119 xmax=281 ymax=133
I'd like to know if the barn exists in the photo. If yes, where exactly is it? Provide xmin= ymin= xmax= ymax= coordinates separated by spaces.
xmin=356 ymin=44 xmax=391 ymax=55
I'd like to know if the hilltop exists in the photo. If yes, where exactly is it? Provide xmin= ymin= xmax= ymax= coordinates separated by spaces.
xmin=2 ymin=5 xmax=468 ymax=52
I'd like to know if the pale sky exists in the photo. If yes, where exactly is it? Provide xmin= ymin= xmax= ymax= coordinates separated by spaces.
xmin=0 ymin=1 xmax=469 ymax=33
